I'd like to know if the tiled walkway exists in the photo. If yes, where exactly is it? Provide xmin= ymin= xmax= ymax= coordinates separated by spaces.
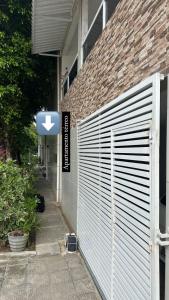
xmin=0 ymin=177 xmax=101 ymax=300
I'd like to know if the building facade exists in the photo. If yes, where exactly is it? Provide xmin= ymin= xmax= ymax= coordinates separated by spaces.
xmin=32 ymin=0 xmax=169 ymax=299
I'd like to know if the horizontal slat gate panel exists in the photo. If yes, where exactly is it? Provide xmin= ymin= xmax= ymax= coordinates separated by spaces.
xmin=114 ymin=182 xmax=150 ymax=202
xmin=113 ymin=165 xmax=150 ymax=178
xmin=79 ymin=175 xmax=111 ymax=195
xmin=80 ymin=162 xmax=111 ymax=173
xmin=114 ymin=229 xmax=150 ymax=275
xmin=112 ymin=124 xmax=152 ymax=299
xmin=114 ymin=244 xmax=150 ymax=294
xmin=79 ymin=186 xmax=112 ymax=217
xmin=79 ymin=177 xmax=111 ymax=198
xmin=79 ymin=192 xmax=112 ymax=230
xmin=78 ymin=127 xmax=112 ymax=300
xmin=115 ymin=226 xmax=150 ymax=263
xmin=78 ymin=74 xmax=160 ymax=300
xmin=79 ymin=166 xmax=111 ymax=180
xmin=79 ymin=103 xmax=153 ymax=137
xmin=113 ymin=177 xmax=150 ymax=194
xmin=113 ymin=160 xmax=150 ymax=171
xmin=79 ymin=142 xmax=111 ymax=148
xmin=114 ymin=190 xmax=150 ymax=214
xmin=114 ymin=256 xmax=149 ymax=300
xmin=113 ymin=153 xmax=150 ymax=161
xmin=114 ymin=131 xmax=150 ymax=141
xmin=79 ymin=210 xmax=112 ymax=254
xmin=79 ymin=112 xmax=152 ymax=139
xmin=114 ymin=171 xmax=150 ymax=186
xmin=115 ymin=206 xmax=150 ymax=236
xmin=80 ymin=88 xmax=153 ymax=132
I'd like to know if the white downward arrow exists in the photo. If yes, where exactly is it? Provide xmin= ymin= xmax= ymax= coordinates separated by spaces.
xmin=42 ymin=115 xmax=55 ymax=131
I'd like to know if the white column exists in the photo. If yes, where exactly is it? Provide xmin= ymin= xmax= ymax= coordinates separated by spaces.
xmin=165 ymin=75 xmax=169 ymax=300
xmin=102 ymin=0 xmax=107 ymax=29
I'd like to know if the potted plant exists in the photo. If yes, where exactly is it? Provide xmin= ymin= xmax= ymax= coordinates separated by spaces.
xmin=7 ymin=195 xmax=38 ymax=251
xmin=0 ymin=160 xmax=38 ymax=252
xmin=8 ymin=230 xmax=29 ymax=252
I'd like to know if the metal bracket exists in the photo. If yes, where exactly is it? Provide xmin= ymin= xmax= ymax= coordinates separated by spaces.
xmin=149 ymin=130 xmax=153 ymax=145
xmin=38 ymin=52 xmax=61 ymax=58
xmin=157 ymin=230 xmax=169 ymax=246
xmin=160 ymin=74 xmax=165 ymax=81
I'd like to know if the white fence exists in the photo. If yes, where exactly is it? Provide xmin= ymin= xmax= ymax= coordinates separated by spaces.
xmin=77 ymin=73 xmax=162 ymax=300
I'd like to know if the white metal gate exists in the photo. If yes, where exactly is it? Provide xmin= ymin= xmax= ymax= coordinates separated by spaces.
xmin=77 ymin=73 xmax=162 ymax=300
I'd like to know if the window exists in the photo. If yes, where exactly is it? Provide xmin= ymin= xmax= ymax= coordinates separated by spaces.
xmin=88 ymin=0 xmax=102 ymax=28
xmin=69 ymin=58 xmax=78 ymax=87
xmin=107 ymin=0 xmax=120 ymax=21
xmin=63 ymin=79 xmax=68 ymax=96
xmin=63 ymin=56 xmax=78 ymax=96
xmin=62 ymin=0 xmax=120 ymax=96
xmin=82 ymin=0 xmax=120 ymax=62
xmin=83 ymin=5 xmax=103 ymax=62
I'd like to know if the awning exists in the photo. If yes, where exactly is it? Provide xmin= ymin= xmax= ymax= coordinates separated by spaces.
xmin=32 ymin=0 xmax=74 ymax=54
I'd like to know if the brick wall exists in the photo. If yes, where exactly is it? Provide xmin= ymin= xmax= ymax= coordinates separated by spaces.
xmin=61 ymin=0 xmax=169 ymax=127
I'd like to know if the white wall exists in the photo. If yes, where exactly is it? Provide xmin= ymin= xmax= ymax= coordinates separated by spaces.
xmin=62 ymin=127 xmax=78 ymax=232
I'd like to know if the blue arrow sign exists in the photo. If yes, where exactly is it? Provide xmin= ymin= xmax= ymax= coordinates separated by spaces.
xmin=36 ymin=111 xmax=60 ymax=136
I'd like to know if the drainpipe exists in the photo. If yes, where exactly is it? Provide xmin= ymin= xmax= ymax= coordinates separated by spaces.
xmin=165 ymin=75 xmax=169 ymax=300
xmin=56 ymin=56 xmax=62 ymax=203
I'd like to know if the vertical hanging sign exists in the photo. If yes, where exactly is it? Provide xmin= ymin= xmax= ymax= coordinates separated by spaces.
xmin=62 ymin=112 xmax=70 ymax=172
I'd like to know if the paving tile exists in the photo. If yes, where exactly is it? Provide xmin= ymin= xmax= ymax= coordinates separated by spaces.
xmin=38 ymin=214 xmax=63 ymax=227
xmin=1 ymin=285 xmax=28 ymax=300
xmin=74 ymin=278 xmax=96 ymax=295
xmin=66 ymin=254 xmax=83 ymax=269
xmin=77 ymin=292 xmax=101 ymax=300
xmin=2 ymin=276 xmax=27 ymax=289
xmin=28 ymin=284 xmax=51 ymax=300
xmin=0 ymin=267 xmax=6 ymax=280
xmin=28 ymin=255 xmax=42 ymax=263
xmin=44 ymin=256 xmax=68 ymax=272
xmin=8 ymin=257 xmax=28 ymax=266
xmin=0 ymin=278 xmax=4 ymax=289
xmin=27 ymin=272 xmax=50 ymax=287
xmin=0 ymin=255 xmax=9 ymax=259
xmin=36 ymin=227 xmax=65 ymax=244
xmin=50 ymin=269 xmax=72 ymax=284
xmin=36 ymin=242 xmax=60 ymax=256
xmin=0 ymin=256 xmax=9 ymax=266
xmin=27 ymin=261 xmax=48 ymax=275
xmin=51 ymin=294 xmax=79 ymax=300
xmin=50 ymin=281 xmax=76 ymax=299
xmin=5 ymin=264 xmax=27 ymax=279
xmin=2 ymin=264 xmax=27 ymax=289
xmin=70 ymin=265 xmax=89 ymax=281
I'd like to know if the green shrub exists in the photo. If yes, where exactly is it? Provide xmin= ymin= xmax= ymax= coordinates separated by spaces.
xmin=0 ymin=160 xmax=38 ymax=241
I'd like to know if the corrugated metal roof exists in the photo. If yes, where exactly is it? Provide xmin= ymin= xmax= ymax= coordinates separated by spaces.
xmin=32 ymin=0 xmax=74 ymax=54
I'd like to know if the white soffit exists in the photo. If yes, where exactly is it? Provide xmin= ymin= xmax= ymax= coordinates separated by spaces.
xmin=32 ymin=0 xmax=74 ymax=54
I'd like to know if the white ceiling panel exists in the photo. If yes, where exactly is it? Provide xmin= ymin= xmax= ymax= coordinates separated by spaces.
xmin=32 ymin=0 xmax=74 ymax=54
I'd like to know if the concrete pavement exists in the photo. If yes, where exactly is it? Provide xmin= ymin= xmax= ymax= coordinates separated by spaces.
xmin=0 ymin=176 xmax=101 ymax=300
